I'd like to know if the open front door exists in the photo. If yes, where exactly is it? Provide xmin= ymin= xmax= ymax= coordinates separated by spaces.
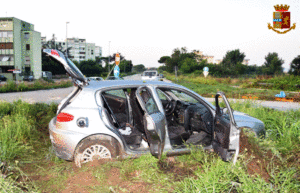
xmin=213 ymin=92 xmax=240 ymax=163
xmin=136 ymin=87 xmax=166 ymax=159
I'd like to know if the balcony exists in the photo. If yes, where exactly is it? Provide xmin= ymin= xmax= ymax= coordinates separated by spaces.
xmin=0 ymin=61 xmax=14 ymax=66
xmin=0 ymin=37 xmax=13 ymax=42
xmin=0 ymin=49 xmax=13 ymax=54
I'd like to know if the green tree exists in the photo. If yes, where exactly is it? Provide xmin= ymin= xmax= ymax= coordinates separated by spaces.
xmin=289 ymin=55 xmax=300 ymax=76
xmin=119 ymin=60 xmax=133 ymax=73
xmin=132 ymin=64 xmax=146 ymax=73
xmin=263 ymin=52 xmax=284 ymax=75
xmin=158 ymin=47 xmax=198 ymax=73
xmin=222 ymin=49 xmax=245 ymax=67
xmin=78 ymin=59 xmax=104 ymax=77
xmin=180 ymin=58 xmax=197 ymax=73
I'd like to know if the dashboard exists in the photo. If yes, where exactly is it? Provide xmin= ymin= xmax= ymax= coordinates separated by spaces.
xmin=175 ymin=100 xmax=213 ymax=134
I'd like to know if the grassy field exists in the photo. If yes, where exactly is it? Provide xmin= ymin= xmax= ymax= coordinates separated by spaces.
xmin=165 ymin=73 xmax=300 ymax=101
xmin=0 ymin=100 xmax=299 ymax=192
xmin=0 ymin=79 xmax=73 ymax=93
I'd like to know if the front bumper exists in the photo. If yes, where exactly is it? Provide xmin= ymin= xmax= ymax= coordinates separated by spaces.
xmin=49 ymin=118 xmax=87 ymax=160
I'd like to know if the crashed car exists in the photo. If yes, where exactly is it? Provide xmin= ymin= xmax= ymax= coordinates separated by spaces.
xmin=88 ymin=77 xmax=104 ymax=81
xmin=43 ymin=49 xmax=265 ymax=167
xmin=106 ymin=76 xmax=124 ymax=80
xmin=141 ymin=70 xmax=163 ymax=81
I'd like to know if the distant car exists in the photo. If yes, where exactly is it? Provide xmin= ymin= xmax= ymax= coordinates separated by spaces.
xmin=0 ymin=75 xmax=7 ymax=81
xmin=23 ymin=75 xmax=34 ymax=81
xmin=43 ymin=49 xmax=265 ymax=168
xmin=88 ymin=77 xmax=104 ymax=81
xmin=106 ymin=76 xmax=124 ymax=80
xmin=141 ymin=70 xmax=162 ymax=81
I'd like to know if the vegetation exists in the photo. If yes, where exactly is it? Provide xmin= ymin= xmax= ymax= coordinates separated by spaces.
xmin=262 ymin=52 xmax=284 ymax=75
xmin=165 ymin=72 xmax=300 ymax=100
xmin=158 ymin=47 xmax=289 ymax=77
xmin=289 ymin=55 xmax=300 ymax=76
xmin=0 ymin=101 xmax=299 ymax=192
xmin=0 ymin=79 xmax=73 ymax=93
xmin=132 ymin=64 xmax=146 ymax=73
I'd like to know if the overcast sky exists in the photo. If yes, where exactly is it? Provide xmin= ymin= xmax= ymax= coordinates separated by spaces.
xmin=2 ymin=0 xmax=300 ymax=71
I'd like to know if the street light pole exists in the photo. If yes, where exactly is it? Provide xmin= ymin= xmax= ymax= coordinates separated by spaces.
xmin=66 ymin=22 xmax=70 ymax=57
xmin=108 ymin=41 xmax=111 ymax=73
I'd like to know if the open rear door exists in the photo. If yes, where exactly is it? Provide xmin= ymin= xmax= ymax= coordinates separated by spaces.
xmin=136 ymin=87 xmax=166 ymax=159
xmin=213 ymin=92 xmax=240 ymax=163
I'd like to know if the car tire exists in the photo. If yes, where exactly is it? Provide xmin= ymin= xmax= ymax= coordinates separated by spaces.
xmin=74 ymin=135 xmax=121 ymax=167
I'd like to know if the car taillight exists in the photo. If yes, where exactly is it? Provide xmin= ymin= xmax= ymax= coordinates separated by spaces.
xmin=57 ymin=112 xmax=74 ymax=122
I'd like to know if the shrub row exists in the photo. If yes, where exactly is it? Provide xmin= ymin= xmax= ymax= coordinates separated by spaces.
xmin=0 ymin=79 xmax=73 ymax=93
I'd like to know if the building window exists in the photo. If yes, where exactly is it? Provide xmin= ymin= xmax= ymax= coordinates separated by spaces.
xmin=91 ymin=50 xmax=93 ymax=55
xmin=0 ymin=55 xmax=12 ymax=61
xmin=1 ymin=66 xmax=14 ymax=73
xmin=26 ymin=44 xmax=30 ymax=50
xmin=25 ymin=56 xmax=30 ymax=64
xmin=2 ymin=32 xmax=7 ymax=37
xmin=0 ymin=43 xmax=13 ymax=49
xmin=8 ymin=31 xmax=13 ymax=38
xmin=24 ymin=33 xmax=29 ymax=39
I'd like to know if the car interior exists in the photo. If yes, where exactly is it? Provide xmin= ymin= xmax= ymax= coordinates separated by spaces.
xmin=101 ymin=87 xmax=214 ymax=150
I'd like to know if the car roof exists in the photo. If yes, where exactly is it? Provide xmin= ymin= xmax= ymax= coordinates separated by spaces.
xmin=83 ymin=80 xmax=184 ymax=92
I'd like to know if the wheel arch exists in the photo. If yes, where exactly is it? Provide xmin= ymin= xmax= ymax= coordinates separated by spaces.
xmin=73 ymin=133 xmax=124 ymax=160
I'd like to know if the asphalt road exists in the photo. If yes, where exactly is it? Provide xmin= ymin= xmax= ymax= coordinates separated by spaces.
xmin=0 ymin=75 xmax=299 ymax=111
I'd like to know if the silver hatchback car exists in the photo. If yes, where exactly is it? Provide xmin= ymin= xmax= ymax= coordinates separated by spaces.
xmin=44 ymin=49 xmax=265 ymax=167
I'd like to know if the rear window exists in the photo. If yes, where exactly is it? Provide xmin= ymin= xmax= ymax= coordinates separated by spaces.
xmin=143 ymin=71 xmax=157 ymax=76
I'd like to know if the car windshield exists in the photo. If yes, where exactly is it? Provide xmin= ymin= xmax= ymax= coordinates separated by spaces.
xmin=143 ymin=72 xmax=157 ymax=76
xmin=170 ymin=89 xmax=216 ymax=110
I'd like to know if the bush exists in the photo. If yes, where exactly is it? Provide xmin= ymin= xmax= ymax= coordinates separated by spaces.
xmin=0 ymin=101 xmax=58 ymax=162
xmin=0 ymin=79 xmax=73 ymax=93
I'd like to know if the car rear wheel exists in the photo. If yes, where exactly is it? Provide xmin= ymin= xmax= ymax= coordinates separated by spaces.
xmin=74 ymin=135 xmax=120 ymax=167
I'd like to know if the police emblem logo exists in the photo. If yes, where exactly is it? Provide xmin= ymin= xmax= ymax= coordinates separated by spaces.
xmin=268 ymin=4 xmax=296 ymax=34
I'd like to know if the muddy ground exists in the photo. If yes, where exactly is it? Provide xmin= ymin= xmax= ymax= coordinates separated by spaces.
xmin=7 ymin=130 xmax=298 ymax=192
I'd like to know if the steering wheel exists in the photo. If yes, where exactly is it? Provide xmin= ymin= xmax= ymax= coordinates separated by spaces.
xmin=165 ymin=99 xmax=177 ymax=116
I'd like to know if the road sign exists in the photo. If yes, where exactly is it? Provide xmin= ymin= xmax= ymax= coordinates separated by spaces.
xmin=115 ymin=53 xmax=120 ymax=66
xmin=203 ymin=67 xmax=209 ymax=72
xmin=114 ymin=65 xmax=120 ymax=78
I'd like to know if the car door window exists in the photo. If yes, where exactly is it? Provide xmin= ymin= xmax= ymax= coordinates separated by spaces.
xmin=139 ymin=89 xmax=159 ymax=114
xmin=105 ymin=89 xmax=126 ymax=99
xmin=170 ymin=90 xmax=198 ymax=103
xmin=156 ymin=89 xmax=167 ymax=100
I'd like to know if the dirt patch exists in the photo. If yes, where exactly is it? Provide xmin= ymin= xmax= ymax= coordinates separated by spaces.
xmin=107 ymin=167 xmax=150 ymax=192
xmin=239 ymin=130 xmax=271 ymax=182
xmin=158 ymin=157 xmax=196 ymax=181
xmin=62 ymin=170 xmax=97 ymax=193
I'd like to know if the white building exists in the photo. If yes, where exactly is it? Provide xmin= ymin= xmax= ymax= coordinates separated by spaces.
xmin=41 ymin=37 xmax=102 ymax=62
xmin=194 ymin=51 xmax=214 ymax=64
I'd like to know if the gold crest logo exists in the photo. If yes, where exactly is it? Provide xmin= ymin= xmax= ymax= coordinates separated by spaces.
xmin=268 ymin=4 xmax=296 ymax=34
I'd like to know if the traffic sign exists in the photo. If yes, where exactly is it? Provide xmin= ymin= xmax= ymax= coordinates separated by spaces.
xmin=114 ymin=65 xmax=120 ymax=78
xmin=115 ymin=53 xmax=120 ymax=66
xmin=203 ymin=67 xmax=209 ymax=72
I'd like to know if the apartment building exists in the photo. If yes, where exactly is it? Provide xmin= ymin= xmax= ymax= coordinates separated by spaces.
xmin=215 ymin=59 xmax=250 ymax=65
xmin=194 ymin=51 xmax=214 ymax=64
xmin=0 ymin=17 xmax=41 ymax=80
xmin=42 ymin=37 xmax=102 ymax=62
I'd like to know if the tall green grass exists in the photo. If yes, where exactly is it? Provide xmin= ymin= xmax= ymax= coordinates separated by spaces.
xmin=230 ymin=101 xmax=300 ymax=155
xmin=0 ymin=79 xmax=72 ymax=93
xmin=0 ymin=100 xmax=57 ymax=162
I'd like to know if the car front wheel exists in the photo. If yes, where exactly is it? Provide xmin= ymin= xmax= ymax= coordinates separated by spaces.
xmin=74 ymin=135 xmax=120 ymax=167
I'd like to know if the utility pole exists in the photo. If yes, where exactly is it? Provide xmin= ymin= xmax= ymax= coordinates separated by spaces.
xmin=108 ymin=41 xmax=111 ymax=73
xmin=124 ymin=60 xmax=126 ymax=73
xmin=66 ymin=22 xmax=70 ymax=57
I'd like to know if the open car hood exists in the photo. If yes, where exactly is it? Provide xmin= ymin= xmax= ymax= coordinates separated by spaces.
xmin=43 ymin=49 xmax=87 ymax=86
